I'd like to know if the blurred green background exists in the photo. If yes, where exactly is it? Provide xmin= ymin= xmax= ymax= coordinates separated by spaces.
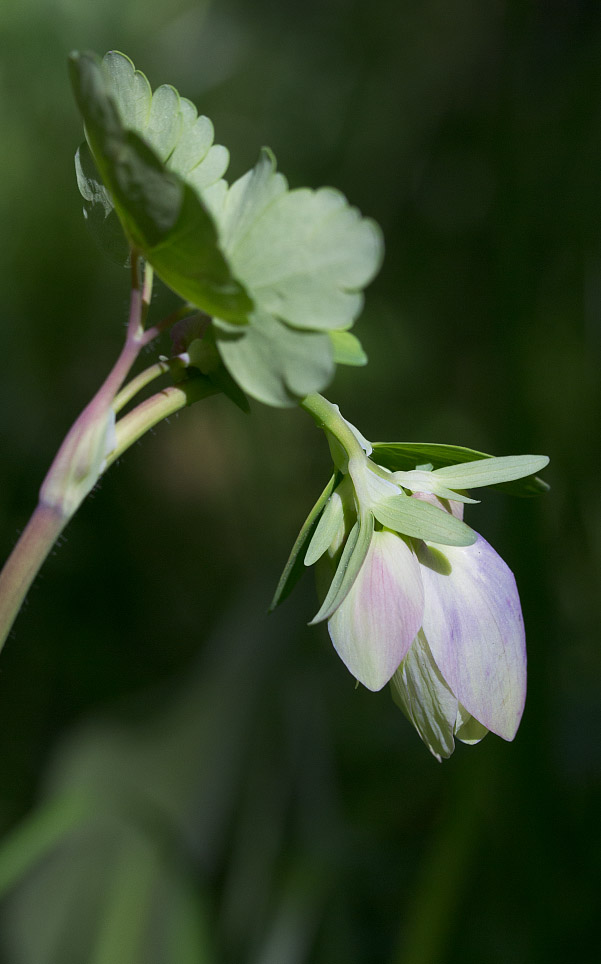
xmin=0 ymin=0 xmax=599 ymax=961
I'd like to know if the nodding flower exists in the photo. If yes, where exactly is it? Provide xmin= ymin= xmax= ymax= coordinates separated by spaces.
xmin=273 ymin=393 xmax=549 ymax=760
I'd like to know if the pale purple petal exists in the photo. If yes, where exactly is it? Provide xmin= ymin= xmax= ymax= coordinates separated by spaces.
xmin=418 ymin=534 xmax=527 ymax=740
xmin=328 ymin=530 xmax=424 ymax=691
xmin=391 ymin=630 xmax=459 ymax=761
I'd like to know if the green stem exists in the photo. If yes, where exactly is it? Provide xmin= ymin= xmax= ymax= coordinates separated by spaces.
xmin=113 ymin=356 xmax=189 ymax=415
xmin=0 ymin=254 xmax=209 ymax=653
xmin=300 ymin=393 xmax=366 ymax=463
xmin=0 ymin=504 xmax=67 ymax=656
xmin=106 ymin=376 xmax=218 ymax=469
xmin=0 ymin=377 xmax=217 ymax=654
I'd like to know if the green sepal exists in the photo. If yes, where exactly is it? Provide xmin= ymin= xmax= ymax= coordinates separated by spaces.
xmin=269 ymin=474 xmax=338 ymax=612
xmin=304 ymin=490 xmax=345 ymax=566
xmin=329 ymin=330 xmax=368 ymax=367
xmin=433 ymin=454 xmax=549 ymax=489
xmin=309 ymin=511 xmax=373 ymax=625
xmin=373 ymin=493 xmax=477 ymax=546
xmin=372 ymin=442 xmax=550 ymax=497
xmin=68 ymin=50 xmax=252 ymax=322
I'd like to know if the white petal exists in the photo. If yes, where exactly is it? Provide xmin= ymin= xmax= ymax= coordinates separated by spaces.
xmin=418 ymin=535 xmax=527 ymax=740
xmin=391 ymin=630 xmax=458 ymax=761
xmin=328 ymin=530 xmax=424 ymax=691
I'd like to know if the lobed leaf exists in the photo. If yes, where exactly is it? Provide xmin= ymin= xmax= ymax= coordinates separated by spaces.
xmin=102 ymin=52 xmax=229 ymax=190
xmin=213 ymin=310 xmax=334 ymax=408
xmin=211 ymin=149 xmax=384 ymax=333
xmin=69 ymin=50 xmax=251 ymax=321
xmin=71 ymin=50 xmax=384 ymax=407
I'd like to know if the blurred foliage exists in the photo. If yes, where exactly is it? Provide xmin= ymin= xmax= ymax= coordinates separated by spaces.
xmin=0 ymin=0 xmax=599 ymax=961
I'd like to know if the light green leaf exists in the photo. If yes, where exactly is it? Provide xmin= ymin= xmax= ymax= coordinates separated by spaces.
xmin=71 ymin=50 xmax=384 ymax=408
xmin=212 ymin=147 xmax=286 ymax=252
xmin=373 ymin=494 xmax=477 ymax=546
xmin=213 ymin=149 xmax=383 ymax=332
xmin=103 ymin=52 xmax=229 ymax=190
xmin=69 ymin=50 xmax=251 ymax=322
xmin=213 ymin=310 xmax=334 ymax=408
xmin=101 ymin=49 xmax=152 ymax=131
xmin=433 ymin=454 xmax=550 ymax=489
xmin=309 ymin=512 xmax=373 ymax=625
xmin=269 ymin=474 xmax=338 ymax=612
xmin=304 ymin=490 xmax=345 ymax=566
xmin=372 ymin=442 xmax=550 ymax=497
xmin=329 ymin=330 xmax=368 ymax=366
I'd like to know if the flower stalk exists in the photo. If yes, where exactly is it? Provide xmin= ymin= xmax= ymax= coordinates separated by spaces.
xmin=0 ymin=257 xmax=217 ymax=654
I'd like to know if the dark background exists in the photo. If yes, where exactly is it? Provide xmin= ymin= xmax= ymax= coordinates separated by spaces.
xmin=0 ymin=1 xmax=598 ymax=961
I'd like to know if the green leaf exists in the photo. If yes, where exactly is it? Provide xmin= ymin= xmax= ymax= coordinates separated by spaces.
xmin=372 ymin=442 xmax=550 ymax=497
xmin=213 ymin=310 xmax=335 ymax=408
xmin=207 ymin=149 xmax=381 ymax=404
xmin=69 ymin=50 xmax=251 ymax=322
xmin=329 ymin=330 xmax=368 ymax=366
xmin=71 ymin=50 xmax=384 ymax=408
xmin=102 ymin=51 xmax=229 ymax=191
xmin=212 ymin=149 xmax=383 ymax=332
xmin=373 ymin=494 xmax=477 ymax=546
xmin=309 ymin=512 xmax=373 ymax=625
xmin=269 ymin=474 xmax=338 ymax=612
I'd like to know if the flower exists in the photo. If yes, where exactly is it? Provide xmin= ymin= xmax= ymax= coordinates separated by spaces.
xmin=327 ymin=493 xmax=527 ymax=760
xmin=273 ymin=394 xmax=549 ymax=759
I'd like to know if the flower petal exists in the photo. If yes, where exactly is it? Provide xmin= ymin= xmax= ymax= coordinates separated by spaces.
xmin=454 ymin=705 xmax=489 ymax=746
xmin=391 ymin=630 xmax=458 ymax=761
xmin=418 ymin=535 xmax=527 ymax=740
xmin=327 ymin=530 xmax=424 ymax=691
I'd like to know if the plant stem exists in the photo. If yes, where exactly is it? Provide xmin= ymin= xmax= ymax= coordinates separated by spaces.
xmin=300 ymin=393 xmax=366 ymax=464
xmin=113 ymin=356 xmax=189 ymax=415
xmin=0 ymin=255 xmax=209 ymax=653
xmin=106 ymin=376 xmax=218 ymax=468
xmin=140 ymin=304 xmax=194 ymax=347
xmin=0 ymin=504 xmax=67 ymax=656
